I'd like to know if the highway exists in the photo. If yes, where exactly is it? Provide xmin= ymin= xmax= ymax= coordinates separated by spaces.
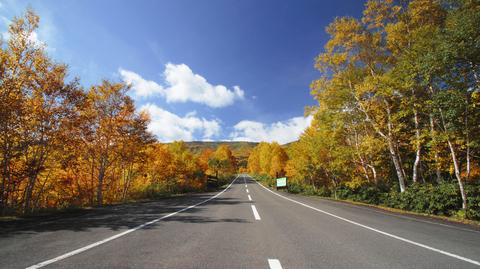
xmin=1 ymin=174 xmax=479 ymax=269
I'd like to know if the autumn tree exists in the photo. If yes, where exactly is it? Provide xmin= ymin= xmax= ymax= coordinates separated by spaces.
xmin=248 ymin=142 xmax=288 ymax=179
xmin=269 ymin=143 xmax=288 ymax=178
xmin=0 ymin=10 xmax=85 ymax=213
xmin=209 ymin=144 xmax=237 ymax=178
xmin=292 ymin=0 xmax=480 ymax=211
xmin=0 ymin=10 xmax=237 ymax=215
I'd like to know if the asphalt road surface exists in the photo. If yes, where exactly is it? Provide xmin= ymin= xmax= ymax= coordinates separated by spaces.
xmin=1 ymin=174 xmax=480 ymax=269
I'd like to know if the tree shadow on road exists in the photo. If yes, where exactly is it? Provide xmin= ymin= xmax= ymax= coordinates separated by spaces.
xmin=0 ymin=194 xmax=250 ymax=238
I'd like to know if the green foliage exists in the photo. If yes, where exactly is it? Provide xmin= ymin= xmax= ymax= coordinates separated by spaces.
xmin=383 ymin=183 xmax=465 ymax=216
xmin=283 ymin=180 xmax=480 ymax=220
xmin=254 ymin=174 xmax=276 ymax=188
xmin=465 ymin=184 xmax=480 ymax=220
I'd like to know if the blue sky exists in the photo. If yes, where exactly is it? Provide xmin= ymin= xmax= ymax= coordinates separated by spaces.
xmin=0 ymin=0 xmax=365 ymax=144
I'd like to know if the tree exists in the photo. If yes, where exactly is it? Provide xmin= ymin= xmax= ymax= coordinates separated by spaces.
xmin=269 ymin=143 xmax=288 ymax=178
xmin=211 ymin=144 xmax=237 ymax=177
xmin=0 ymin=10 xmax=85 ymax=213
xmin=82 ymin=80 xmax=139 ymax=206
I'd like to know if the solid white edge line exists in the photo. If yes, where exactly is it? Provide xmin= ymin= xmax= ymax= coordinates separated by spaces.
xmin=251 ymin=205 xmax=261 ymax=220
xmin=253 ymin=176 xmax=480 ymax=267
xmin=25 ymin=175 xmax=240 ymax=269
xmin=248 ymin=195 xmax=252 ymax=201
xmin=343 ymin=202 xmax=480 ymax=234
xmin=268 ymin=259 xmax=283 ymax=269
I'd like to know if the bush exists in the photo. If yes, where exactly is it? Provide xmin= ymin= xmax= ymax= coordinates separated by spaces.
xmin=253 ymin=174 xmax=276 ymax=187
xmin=287 ymin=182 xmax=304 ymax=194
xmin=426 ymin=183 xmax=461 ymax=215
xmin=280 ymin=179 xmax=480 ymax=220
xmin=466 ymin=183 xmax=480 ymax=220
xmin=316 ymin=186 xmax=331 ymax=197
xmin=142 ymin=182 xmax=170 ymax=199
xmin=381 ymin=182 xmax=478 ymax=218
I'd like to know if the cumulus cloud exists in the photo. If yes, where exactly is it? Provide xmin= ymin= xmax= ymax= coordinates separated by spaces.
xmin=141 ymin=103 xmax=221 ymax=142
xmin=119 ymin=68 xmax=165 ymax=98
xmin=119 ymin=63 xmax=244 ymax=108
xmin=230 ymin=115 xmax=313 ymax=144
xmin=163 ymin=63 xmax=244 ymax=107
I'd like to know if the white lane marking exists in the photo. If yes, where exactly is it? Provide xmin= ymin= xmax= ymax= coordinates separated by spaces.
xmin=26 ymin=175 xmax=240 ymax=269
xmin=268 ymin=259 xmax=283 ymax=269
xmin=343 ymin=202 xmax=480 ymax=234
xmin=245 ymin=184 xmax=247 ymax=188
xmin=248 ymin=195 xmax=252 ymax=201
xmin=246 ymin=189 xmax=249 ymax=193
xmin=254 ymin=177 xmax=480 ymax=267
xmin=251 ymin=205 xmax=261 ymax=220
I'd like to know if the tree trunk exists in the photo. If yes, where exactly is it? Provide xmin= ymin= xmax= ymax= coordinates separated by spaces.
xmin=24 ymin=174 xmax=37 ymax=214
xmin=367 ymin=164 xmax=378 ymax=184
xmin=97 ymin=160 xmax=106 ymax=206
xmin=388 ymin=139 xmax=406 ymax=192
xmin=0 ymin=154 xmax=8 ymax=214
xmin=412 ymin=108 xmax=422 ymax=183
xmin=352 ymin=129 xmax=371 ymax=182
xmin=386 ymin=105 xmax=406 ymax=192
xmin=447 ymin=139 xmax=467 ymax=210
xmin=465 ymin=96 xmax=470 ymax=181
xmin=429 ymin=114 xmax=442 ymax=183
xmin=438 ymin=106 xmax=467 ymax=210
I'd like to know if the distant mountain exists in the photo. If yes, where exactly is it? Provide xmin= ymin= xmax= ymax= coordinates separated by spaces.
xmin=184 ymin=141 xmax=257 ymax=154
xmin=184 ymin=141 xmax=258 ymax=169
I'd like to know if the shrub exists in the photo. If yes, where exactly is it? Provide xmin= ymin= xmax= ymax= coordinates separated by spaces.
xmin=283 ymin=179 xmax=480 ymax=220
xmin=287 ymin=182 xmax=304 ymax=194
xmin=466 ymin=183 xmax=480 ymax=220
xmin=142 ymin=182 xmax=170 ymax=199
xmin=316 ymin=186 xmax=331 ymax=197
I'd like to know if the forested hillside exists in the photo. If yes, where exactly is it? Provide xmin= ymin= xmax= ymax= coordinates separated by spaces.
xmin=249 ymin=0 xmax=480 ymax=220
xmin=185 ymin=141 xmax=257 ymax=170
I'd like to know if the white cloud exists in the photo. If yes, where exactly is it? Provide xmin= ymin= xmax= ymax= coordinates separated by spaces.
xmin=141 ymin=103 xmax=221 ymax=142
xmin=230 ymin=115 xmax=313 ymax=144
xmin=119 ymin=63 xmax=245 ymax=108
xmin=119 ymin=68 xmax=165 ymax=98
xmin=1 ymin=29 xmax=44 ymax=48
xmin=1 ymin=15 xmax=44 ymax=48
xmin=163 ymin=63 xmax=245 ymax=107
xmin=27 ymin=31 xmax=41 ymax=45
xmin=1 ymin=14 xmax=57 ymax=51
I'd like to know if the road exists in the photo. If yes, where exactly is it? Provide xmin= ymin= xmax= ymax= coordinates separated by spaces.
xmin=1 ymin=174 xmax=480 ymax=269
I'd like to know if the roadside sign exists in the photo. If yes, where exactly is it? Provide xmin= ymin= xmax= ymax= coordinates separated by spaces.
xmin=276 ymin=177 xmax=287 ymax=188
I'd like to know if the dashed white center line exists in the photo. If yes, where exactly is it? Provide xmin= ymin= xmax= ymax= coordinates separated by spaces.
xmin=246 ymin=189 xmax=249 ymax=193
xmin=268 ymin=259 xmax=283 ymax=269
xmin=248 ymin=195 xmax=252 ymax=201
xmin=251 ymin=205 xmax=261 ymax=220
xmin=245 ymin=184 xmax=247 ymax=188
